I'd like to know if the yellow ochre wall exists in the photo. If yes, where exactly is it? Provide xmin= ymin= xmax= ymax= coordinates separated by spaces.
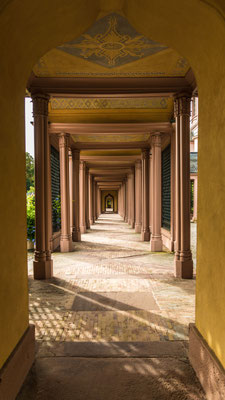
xmin=0 ymin=0 xmax=225 ymax=370
xmin=101 ymin=190 xmax=118 ymax=213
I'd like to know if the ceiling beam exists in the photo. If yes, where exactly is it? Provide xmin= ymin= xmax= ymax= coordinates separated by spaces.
xmin=28 ymin=72 xmax=195 ymax=96
xmin=49 ymin=122 xmax=172 ymax=135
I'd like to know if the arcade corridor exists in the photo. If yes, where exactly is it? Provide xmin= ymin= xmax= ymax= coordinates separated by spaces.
xmin=16 ymin=215 xmax=204 ymax=399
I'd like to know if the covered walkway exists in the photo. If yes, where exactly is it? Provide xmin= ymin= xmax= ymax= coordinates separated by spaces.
xmin=18 ymin=215 xmax=204 ymax=399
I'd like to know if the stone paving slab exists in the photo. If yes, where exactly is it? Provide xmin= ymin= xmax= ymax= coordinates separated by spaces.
xmin=71 ymin=291 xmax=159 ymax=311
xmin=36 ymin=340 xmax=188 ymax=358
xmin=17 ymin=356 xmax=206 ymax=400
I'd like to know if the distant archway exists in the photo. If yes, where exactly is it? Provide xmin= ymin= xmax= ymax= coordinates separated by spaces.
xmin=105 ymin=194 xmax=114 ymax=212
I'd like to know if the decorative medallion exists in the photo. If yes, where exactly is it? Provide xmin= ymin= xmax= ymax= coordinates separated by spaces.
xmin=58 ymin=13 xmax=168 ymax=68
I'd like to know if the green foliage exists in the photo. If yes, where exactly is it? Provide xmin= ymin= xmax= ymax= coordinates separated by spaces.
xmin=52 ymin=197 xmax=61 ymax=232
xmin=27 ymin=190 xmax=35 ymax=241
xmin=26 ymin=152 xmax=34 ymax=191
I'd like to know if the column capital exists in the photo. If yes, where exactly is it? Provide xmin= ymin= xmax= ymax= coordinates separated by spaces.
xmin=58 ymin=133 xmax=70 ymax=148
xmin=72 ymin=148 xmax=80 ymax=160
xmin=80 ymin=160 xmax=86 ymax=170
xmin=135 ymin=159 xmax=142 ymax=169
xmin=32 ymin=94 xmax=50 ymax=117
xmin=174 ymin=95 xmax=191 ymax=117
xmin=141 ymin=148 xmax=150 ymax=160
xmin=151 ymin=132 xmax=162 ymax=147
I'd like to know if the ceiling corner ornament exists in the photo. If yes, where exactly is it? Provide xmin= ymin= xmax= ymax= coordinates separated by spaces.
xmin=58 ymin=13 xmax=168 ymax=68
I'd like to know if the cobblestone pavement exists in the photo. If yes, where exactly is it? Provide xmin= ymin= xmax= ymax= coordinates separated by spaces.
xmin=28 ymin=215 xmax=197 ymax=343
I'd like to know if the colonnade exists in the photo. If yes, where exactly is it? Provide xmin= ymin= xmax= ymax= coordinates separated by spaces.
xmin=32 ymin=93 xmax=193 ymax=281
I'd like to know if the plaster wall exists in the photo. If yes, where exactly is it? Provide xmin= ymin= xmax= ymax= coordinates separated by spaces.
xmin=0 ymin=0 xmax=225 ymax=370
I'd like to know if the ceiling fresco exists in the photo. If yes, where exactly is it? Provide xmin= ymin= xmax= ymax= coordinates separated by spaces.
xmin=33 ymin=13 xmax=190 ymax=78
xmin=58 ymin=13 xmax=167 ymax=68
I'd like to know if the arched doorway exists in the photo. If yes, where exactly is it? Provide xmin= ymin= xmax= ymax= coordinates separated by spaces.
xmin=1 ymin=2 xmax=225 ymax=398
xmin=105 ymin=194 xmax=114 ymax=212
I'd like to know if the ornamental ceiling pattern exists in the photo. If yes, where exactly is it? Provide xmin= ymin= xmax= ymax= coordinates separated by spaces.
xmin=58 ymin=13 xmax=167 ymax=68
xmin=33 ymin=13 xmax=189 ymax=78
xmin=50 ymin=97 xmax=169 ymax=110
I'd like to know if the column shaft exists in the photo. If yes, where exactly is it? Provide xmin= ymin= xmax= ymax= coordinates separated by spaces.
xmin=59 ymin=133 xmax=72 ymax=252
xmin=85 ymin=166 xmax=90 ymax=229
xmin=72 ymin=149 xmax=81 ymax=241
xmin=174 ymin=96 xmax=193 ymax=278
xmin=88 ymin=173 xmax=93 ymax=225
xmin=69 ymin=149 xmax=73 ymax=234
xmin=125 ymin=179 xmax=128 ymax=223
xmin=33 ymin=94 xmax=53 ymax=279
xmin=135 ymin=160 xmax=142 ymax=233
xmin=79 ymin=161 xmax=86 ymax=233
xmin=141 ymin=149 xmax=150 ymax=241
xmin=150 ymin=133 xmax=163 ymax=251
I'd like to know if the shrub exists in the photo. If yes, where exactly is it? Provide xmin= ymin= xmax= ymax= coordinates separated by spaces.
xmin=27 ymin=190 xmax=35 ymax=241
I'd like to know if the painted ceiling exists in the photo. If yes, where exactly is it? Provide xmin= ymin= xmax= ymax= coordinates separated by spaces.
xmin=48 ymin=96 xmax=174 ymax=124
xmin=33 ymin=12 xmax=189 ymax=78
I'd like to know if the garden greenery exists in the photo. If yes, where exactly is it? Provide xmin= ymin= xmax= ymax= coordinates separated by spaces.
xmin=27 ymin=187 xmax=35 ymax=241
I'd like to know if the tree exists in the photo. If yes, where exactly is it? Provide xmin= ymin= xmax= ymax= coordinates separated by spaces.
xmin=26 ymin=152 xmax=34 ymax=191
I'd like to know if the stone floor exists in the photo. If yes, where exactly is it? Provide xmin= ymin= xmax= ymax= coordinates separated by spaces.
xmin=18 ymin=215 xmax=205 ymax=399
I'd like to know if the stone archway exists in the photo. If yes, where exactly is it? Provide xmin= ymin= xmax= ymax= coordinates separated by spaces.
xmin=0 ymin=1 xmax=225 ymax=397
xmin=105 ymin=194 xmax=114 ymax=212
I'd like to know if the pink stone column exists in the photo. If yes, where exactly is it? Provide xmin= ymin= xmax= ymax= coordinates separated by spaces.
xmin=79 ymin=161 xmax=86 ymax=233
xmin=123 ymin=180 xmax=126 ymax=220
xmin=150 ymin=151 xmax=153 ymax=234
xmin=129 ymin=169 xmax=135 ymax=228
xmin=85 ymin=166 xmax=90 ymax=229
xmin=150 ymin=133 xmax=163 ymax=251
xmin=97 ymin=187 xmax=101 ymax=217
xmin=69 ymin=149 xmax=73 ymax=234
xmin=135 ymin=160 xmax=142 ymax=233
xmin=59 ymin=133 xmax=72 ymax=252
xmin=125 ymin=178 xmax=128 ymax=223
xmin=141 ymin=149 xmax=150 ymax=241
xmin=92 ymin=180 xmax=96 ymax=222
xmin=88 ymin=172 xmax=93 ymax=225
xmin=118 ymin=188 xmax=121 ymax=216
xmin=72 ymin=149 xmax=81 ymax=242
xmin=174 ymin=95 xmax=193 ymax=278
xmin=94 ymin=181 xmax=98 ymax=220
xmin=32 ymin=94 xmax=53 ymax=279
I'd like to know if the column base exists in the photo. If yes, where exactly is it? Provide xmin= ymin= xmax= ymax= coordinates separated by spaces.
xmin=135 ymin=223 xmax=142 ymax=233
xmin=80 ymin=225 xmax=86 ymax=234
xmin=72 ymin=230 xmax=81 ymax=242
xmin=89 ymin=218 xmax=94 ymax=225
xmin=175 ymin=259 xmax=193 ymax=279
xmin=60 ymin=236 xmax=73 ymax=252
xmin=150 ymin=237 xmax=163 ymax=252
xmin=129 ymin=220 xmax=134 ymax=229
xmin=0 ymin=325 xmax=35 ymax=400
xmin=189 ymin=323 xmax=225 ymax=399
xmin=33 ymin=259 xmax=53 ymax=279
xmin=141 ymin=230 xmax=150 ymax=241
